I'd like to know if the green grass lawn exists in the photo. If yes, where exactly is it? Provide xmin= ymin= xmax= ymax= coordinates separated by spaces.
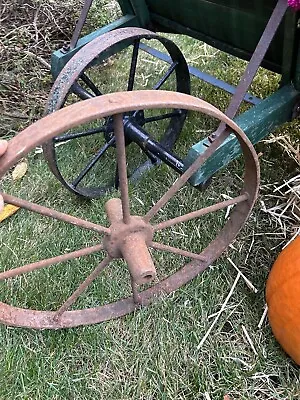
xmin=1 ymin=3 xmax=300 ymax=399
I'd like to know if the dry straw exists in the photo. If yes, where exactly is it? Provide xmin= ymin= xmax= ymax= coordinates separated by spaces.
xmin=262 ymin=132 xmax=300 ymax=247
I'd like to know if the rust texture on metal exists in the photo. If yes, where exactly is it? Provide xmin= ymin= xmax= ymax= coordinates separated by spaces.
xmin=54 ymin=256 xmax=112 ymax=319
xmin=69 ymin=0 xmax=94 ymax=50
xmin=113 ymin=114 xmax=131 ymax=224
xmin=104 ymin=198 xmax=156 ymax=285
xmin=2 ymin=193 xmax=109 ymax=235
xmin=0 ymin=90 xmax=259 ymax=329
xmin=149 ymin=242 xmax=207 ymax=262
xmin=153 ymin=193 xmax=249 ymax=231
xmin=0 ymin=243 xmax=104 ymax=281
xmin=44 ymin=28 xmax=175 ymax=115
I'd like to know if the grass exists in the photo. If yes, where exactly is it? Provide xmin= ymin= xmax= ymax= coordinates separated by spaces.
xmin=1 ymin=1 xmax=300 ymax=399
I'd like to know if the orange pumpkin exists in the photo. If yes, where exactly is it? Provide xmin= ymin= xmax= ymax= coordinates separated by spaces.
xmin=266 ymin=235 xmax=300 ymax=364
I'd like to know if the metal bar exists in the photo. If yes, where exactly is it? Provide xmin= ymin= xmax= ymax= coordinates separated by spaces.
xmin=2 ymin=193 xmax=110 ymax=235
xmin=154 ymin=194 xmax=249 ymax=231
xmin=0 ymin=244 xmax=104 ymax=281
xmin=69 ymin=0 xmax=94 ymax=50
xmin=113 ymin=114 xmax=131 ymax=223
xmin=143 ymin=111 xmax=181 ymax=124
xmin=127 ymin=39 xmax=140 ymax=91
xmin=124 ymin=119 xmax=184 ymax=174
xmin=139 ymin=43 xmax=260 ymax=106
xmin=139 ymin=148 xmax=158 ymax=165
xmin=281 ymin=9 xmax=298 ymax=85
xmin=80 ymin=73 xmax=102 ymax=96
xmin=129 ymin=0 xmax=151 ymax=27
xmin=54 ymin=125 xmax=106 ymax=143
xmin=144 ymin=129 xmax=230 ymax=222
xmin=72 ymin=82 xmax=94 ymax=100
xmin=130 ymin=277 xmax=141 ymax=304
xmin=150 ymin=242 xmax=207 ymax=262
xmin=54 ymin=256 xmax=112 ymax=318
xmin=72 ymin=137 xmax=115 ymax=187
xmin=222 ymin=0 xmax=288 ymax=122
xmin=153 ymin=61 xmax=178 ymax=90
xmin=184 ymin=0 xmax=288 ymax=184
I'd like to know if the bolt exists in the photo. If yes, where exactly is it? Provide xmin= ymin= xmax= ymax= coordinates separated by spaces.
xmin=61 ymin=41 xmax=70 ymax=54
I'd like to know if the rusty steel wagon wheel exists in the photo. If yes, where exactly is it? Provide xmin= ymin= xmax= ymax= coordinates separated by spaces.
xmin=0 ymin=90 xmax=259 ymax=329
xmin=43 ymin=27 xmax=190 ymax=199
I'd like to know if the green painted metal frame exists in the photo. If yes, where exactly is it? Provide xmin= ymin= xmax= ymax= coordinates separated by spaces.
xmin=51 ymin=14 xmax=140 ymax=78
xmin=185 ymin=84 xmax=300 ymax=185
xmin=50 ymin=0 xmax=300 ymax=186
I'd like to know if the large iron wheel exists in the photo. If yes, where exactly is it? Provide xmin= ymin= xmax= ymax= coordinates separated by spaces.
xmin=0 ymin=90 xmax=259 ymax=329
xmin=43 ymin=27 xmax=190 ymax=198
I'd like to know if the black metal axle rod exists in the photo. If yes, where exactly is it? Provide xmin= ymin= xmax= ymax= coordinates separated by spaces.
xmin=124 ymin=118 xmax=184 ymax=174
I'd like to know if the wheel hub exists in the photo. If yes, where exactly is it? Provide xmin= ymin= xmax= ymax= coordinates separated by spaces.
xmin=104 ymin=114 xmax=143 ymax=146
xmin=103 ymin=198 xmax=156 ymax=285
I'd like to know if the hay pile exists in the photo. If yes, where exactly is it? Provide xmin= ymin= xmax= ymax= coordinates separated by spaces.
xmin=0 ymin=0 xmax=84 ymax=136
xmin=0 ymin=0 xmax=119 ymax=137
xmin=262 ymin=133 xmax=300 ymax=247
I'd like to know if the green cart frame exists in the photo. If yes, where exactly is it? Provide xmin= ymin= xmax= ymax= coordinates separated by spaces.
xmin=50 ymin=0 xmax=300 ymax=186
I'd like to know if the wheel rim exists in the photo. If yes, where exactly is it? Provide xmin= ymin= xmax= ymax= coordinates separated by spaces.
xmin=0 ymin=90 xmax=259 ymax=329
xmin=43 ymin=27 xmax=190 ymax=198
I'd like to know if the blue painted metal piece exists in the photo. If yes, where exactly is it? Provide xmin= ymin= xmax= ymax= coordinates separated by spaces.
xmin=139 ymin=44 xmax=261 ymax=106
xmin=51 ymin=15 xmax=140 ymax=78
xmin=184 ymin=84 xmax=300 ymax=186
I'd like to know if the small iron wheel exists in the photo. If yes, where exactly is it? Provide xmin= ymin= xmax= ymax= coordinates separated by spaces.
xmin=0 ymin=90 xmax=259 ymax=329
xmin=43 ymin=27 xmax=190 ymax=198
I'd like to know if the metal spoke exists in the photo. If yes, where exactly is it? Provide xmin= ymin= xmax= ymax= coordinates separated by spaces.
xmin=154 ymin=193 xmax=249 ymax=231
xmin=2 ymin=193 xmax=110 ymax=235
xmin=54 ymin=125 xmax=107 ymax=143
xmin=72 ymin=137 xmax=115 ymax=187
xmin=130 ymin=277 xmax=141 ymax=304
xmin=54 ymin=255 xmax=112 ymax=319
xmin=153 ymin=61 xmax=178 ymax=90
xmin=113 ymin=114 xmax=131 ymax=223
xmin=114 ymin=163 xmax=119 ymax=190
xmin=143 ymin=111 xmax=181 ymax=124
xmin=0 ymin=244 xmax=104 ymax=281
xmin=127 ymin=39 xmax=140 ymax=91
xmin=150 ymin=242 xmax=207 ymax=262
xmin=72 ymin=82 xmax=94 ymax=100
xmin=144 ymin=129 xmax=231 ymax=222
xmin=80 ymin=73 xmax=102 ymax=96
